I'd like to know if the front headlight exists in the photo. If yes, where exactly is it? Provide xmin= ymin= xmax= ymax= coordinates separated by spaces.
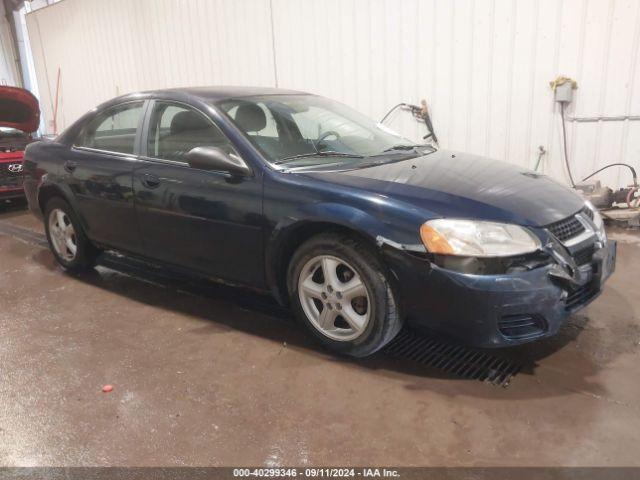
xmin=420 ymin=219 xmax=541 ymax=257
xmin=585 ymin=201 xmax=606 ymax=243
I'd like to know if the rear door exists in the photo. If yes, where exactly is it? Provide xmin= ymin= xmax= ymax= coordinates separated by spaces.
xmin=64 ymin=101 xmax=146 ymax=252
xmin=132 ymin=100 xmax=264 ymax=286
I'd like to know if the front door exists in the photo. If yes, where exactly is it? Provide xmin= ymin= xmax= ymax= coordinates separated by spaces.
xmin=64 ymin=101 xmax=145 ymax=252
xmin=133 ymin=101 xmax=264 ymax=287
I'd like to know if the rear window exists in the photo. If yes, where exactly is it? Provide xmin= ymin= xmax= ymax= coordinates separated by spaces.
xmin=76 ymin=102 xmax=144 ymax=155
xmin=0 ymin=127 xmax=27 ymax=137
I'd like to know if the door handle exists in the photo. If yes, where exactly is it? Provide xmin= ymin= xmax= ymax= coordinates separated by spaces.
xmin=63 ymin=160 xmax=78 ymax=173
xmin=140 ymin=173 xmax=160 ymax=189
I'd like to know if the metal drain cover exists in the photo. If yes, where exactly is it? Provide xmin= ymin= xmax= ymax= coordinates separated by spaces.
xmin=383 ymin=329 xmax=523 ymax=387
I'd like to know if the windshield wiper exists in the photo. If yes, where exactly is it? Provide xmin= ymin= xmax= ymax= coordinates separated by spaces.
xmin=274 ymin=151 xmax=364 ymax=164
xmin=382 ymin=144 xmax=423 ymax=152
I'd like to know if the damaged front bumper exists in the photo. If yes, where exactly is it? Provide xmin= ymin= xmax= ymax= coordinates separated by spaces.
xmin=385 ymin=239 xmax=617 ymax=348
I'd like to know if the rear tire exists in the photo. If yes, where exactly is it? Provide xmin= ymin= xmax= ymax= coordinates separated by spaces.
xmin=44 ymin=197 xmax=101 ymax=272
xmin=288 ymin=233 xmax=402 ymax=357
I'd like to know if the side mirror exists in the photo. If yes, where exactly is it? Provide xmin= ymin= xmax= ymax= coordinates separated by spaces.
xmin=185 ymin=146 xmax=251 ymax=177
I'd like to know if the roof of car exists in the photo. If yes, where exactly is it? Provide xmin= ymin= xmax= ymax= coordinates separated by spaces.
xmin=143 ymin=85 xmax=310 ymax=101
xmin=59 ymin=86 xmax=313 ymax=143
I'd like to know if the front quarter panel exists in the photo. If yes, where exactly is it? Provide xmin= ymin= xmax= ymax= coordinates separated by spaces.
xmin=266 ymin=171 xmax=427 ymax=242
xmin=263 ymin=170 xmax=429 ymax=301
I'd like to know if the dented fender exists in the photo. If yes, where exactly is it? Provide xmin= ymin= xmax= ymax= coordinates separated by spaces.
xmin=264 ymin=202 xmax=409 ymax=303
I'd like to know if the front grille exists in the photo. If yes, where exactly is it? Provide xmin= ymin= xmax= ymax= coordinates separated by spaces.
xmin=0 ymin=163 xmax=24 ymax=188
xmin=573 ymin=244 xmax=595 ymax=266
xmin=498 ymin=314 xmax=547 ymax=340
xmin=0 ymin=176 xmax=23 ymax=188
xmin=547 ymin=214 xmax=585 ymax=242
xmin=565 ymin=283 xmax=598 ymax=311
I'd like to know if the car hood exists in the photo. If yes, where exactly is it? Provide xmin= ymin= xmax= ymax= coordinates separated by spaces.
xmin=0 ymin=86 xmax=40 ymax=133
xmin=298 ymin=149 xmax=585 ymax=226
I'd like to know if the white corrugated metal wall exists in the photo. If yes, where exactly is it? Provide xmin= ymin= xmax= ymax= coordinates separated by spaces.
xmin=0 ymin=0 xmax=21 ymax=86
xmin=25 ymin=0 xmax=640 ymax=189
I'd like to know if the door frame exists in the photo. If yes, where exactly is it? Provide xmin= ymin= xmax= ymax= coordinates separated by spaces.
xmin=137 ymin=98 xmax=254 ymax=178
xmin=132 ymin=97 xmax=266 ymax=286
xmin=62 ymin=99 xmax=151 ymax=251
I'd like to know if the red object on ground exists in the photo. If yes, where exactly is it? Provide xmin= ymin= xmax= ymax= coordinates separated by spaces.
xmin=102 ymin=385 xmax=114 ymax=393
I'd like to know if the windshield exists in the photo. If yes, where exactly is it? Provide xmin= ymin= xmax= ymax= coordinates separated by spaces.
xmin=216 ymin=94 xmax=432 ymax=169
xmin=0 ymin=127 xmax=26 ymax=137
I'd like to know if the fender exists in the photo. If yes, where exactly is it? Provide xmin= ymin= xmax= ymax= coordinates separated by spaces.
xmin=265 ymin=202 xmax=409 ymax=305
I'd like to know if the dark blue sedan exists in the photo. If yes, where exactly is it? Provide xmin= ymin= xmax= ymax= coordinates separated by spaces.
xmin=22 ymin=87 xmax=616 ymax=357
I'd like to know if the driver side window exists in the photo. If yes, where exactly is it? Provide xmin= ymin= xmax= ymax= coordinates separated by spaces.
xmin=147 ymin=102 xmax=237 ymax=162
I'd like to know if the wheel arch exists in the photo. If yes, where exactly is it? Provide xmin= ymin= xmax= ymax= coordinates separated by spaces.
xmin=37 ymin=182 xmax=89 ymax=233
xmin=266 ymin=204 xmax=396 ymax=306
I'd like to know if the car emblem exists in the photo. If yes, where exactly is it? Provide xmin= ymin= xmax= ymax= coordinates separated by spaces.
xmin=7 ymin=163 xmax=23 ymax=173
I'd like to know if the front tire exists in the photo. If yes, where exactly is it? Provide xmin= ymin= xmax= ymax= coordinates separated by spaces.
xmin=44 ymin=197 xmax=100 ymax=272
xmin=288 ymin=233 xmax=402 ymax=357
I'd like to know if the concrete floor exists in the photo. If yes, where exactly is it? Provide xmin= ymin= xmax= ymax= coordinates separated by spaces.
xmin=1 ymin=199 xmax=639 ymax=467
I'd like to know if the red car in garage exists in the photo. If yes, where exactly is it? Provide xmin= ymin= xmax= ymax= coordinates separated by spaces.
xmin=0 ymin=86 xmax=40 ymax=201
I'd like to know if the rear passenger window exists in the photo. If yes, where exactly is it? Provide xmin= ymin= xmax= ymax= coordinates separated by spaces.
xmin=146 ymin=102 xmax=237 ymax=162
xmin=77 ymin=102 xmax=143 ymax=155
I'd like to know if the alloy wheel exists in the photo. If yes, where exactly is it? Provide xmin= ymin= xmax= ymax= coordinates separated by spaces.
xmin=48 ymin=208 xmax=77 ymax=262
xmin=298 ymin=255 xmax=371 ymax=341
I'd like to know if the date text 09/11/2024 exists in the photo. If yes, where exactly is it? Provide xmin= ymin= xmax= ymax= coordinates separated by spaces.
xmin=232 ymin=468 xmax=400 ymax=477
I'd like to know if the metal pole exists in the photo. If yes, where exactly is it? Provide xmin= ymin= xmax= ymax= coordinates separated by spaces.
xmin=566 ymin=115 xmax=640 ymax=123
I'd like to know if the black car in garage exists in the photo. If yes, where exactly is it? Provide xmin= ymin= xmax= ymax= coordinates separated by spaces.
xmin=22 ymin=87 xmax=616 ymax=357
